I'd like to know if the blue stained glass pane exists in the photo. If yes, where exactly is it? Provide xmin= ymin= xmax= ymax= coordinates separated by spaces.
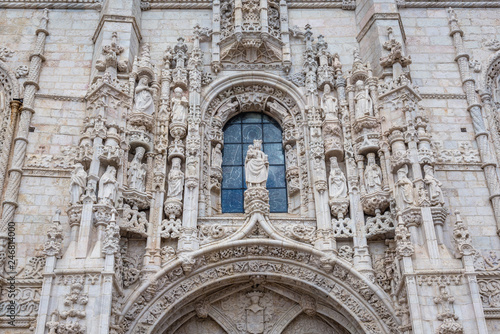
xmin=222 ymin=166 xmax=243 ymax=188
xmin=269 ymin=188 xmax=287 ymax=213
xmin=242 ymin=124 xmax=262 ymax=143
xmin=224 ymin=124 xmax=241 ymax=143
xmin=267 ymin=165 xmax=286 ymax=188
xmin=221 ymin=112 xmax=287 ymax=214
xmin=222 ymin=144 xmax=242 ymax=166
xmin=242 ymin=113 xmax=262 ymax=123
xmin=222 ymin=189 xmax=244 ymax=213
xmin=263 ymin=144 xmax=285 ymax=165
xmin=263 ymin=123 xmax=282 ymax=142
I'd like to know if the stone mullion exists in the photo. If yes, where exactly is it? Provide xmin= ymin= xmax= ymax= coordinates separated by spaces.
xmin=0 ymin=9 xmax=49 ymax=233
xmin=448 ymin=11 xmax=500 ymax=235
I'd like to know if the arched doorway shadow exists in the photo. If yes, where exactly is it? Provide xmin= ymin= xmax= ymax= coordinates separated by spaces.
xmin=155 ymin=275 xmax=364 ymax=334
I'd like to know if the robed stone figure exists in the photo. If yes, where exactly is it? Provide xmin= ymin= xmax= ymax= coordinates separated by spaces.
xmin=70 ymin=163 xmax=87 ymax=205
xmin=245 ymin=140 xmax=269 ymax=188
xmin=98 ymin=166 xmax=118 ymax=205
xmin=167 ymin=157 xmax=184 ymax=201
xmin=133 ymin=76 xmax=154 ymax=114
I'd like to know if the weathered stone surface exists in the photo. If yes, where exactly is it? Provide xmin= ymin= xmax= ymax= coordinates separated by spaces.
xmin=0 ymin=1 xmax=500 ymax=333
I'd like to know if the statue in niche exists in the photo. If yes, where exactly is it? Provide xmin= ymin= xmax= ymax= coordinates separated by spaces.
xmin=211 ymin=143 xmax=223 ymax=168
xmin=354 ymin=80 xmax=373 ymax=119
xmin=424 ymin=165 xmax=444 ymax=205
xmin=364 ymin=153 xmax=382 ymax=193
xmin=98 ymin=166 xmax=118 ymax=205
xmin=70 ymin=163 xmax=87 ymax=205
xmin=321 ymin=84 xmax=338 ymax=121
xmin=245 ymin=140 xmax=269 ymax=188
xmin=167 ymin=157 xmax=184 ymax=201
xmin=127 ymin=147 xmax=147 ymax=192
xmin=171 ymin=87 xmax=188 ymax=123
xmin=396 ymin=165 xmax=414 ymax=208
xmin=285 ymin=144 xmax=297 ymax=167
xmin=133 ymin=75 xmax=154 ymax=114
xmin=328 ymin=157 xmax=347 ymax=198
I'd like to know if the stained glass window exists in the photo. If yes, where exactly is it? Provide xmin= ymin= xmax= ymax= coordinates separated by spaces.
xmin=221 ymin=113 xmax=288 ymax=213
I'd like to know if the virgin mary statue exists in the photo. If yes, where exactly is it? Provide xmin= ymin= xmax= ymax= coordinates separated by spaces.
xmin=245 ymin=140 xmax=269 ymax=188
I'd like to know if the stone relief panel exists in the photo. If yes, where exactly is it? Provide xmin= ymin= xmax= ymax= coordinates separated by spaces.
xmin=213 ymin=288 xmax=296 ymax=333
xmin=175 ymin=316 xmax=227 ymax=334
xmin=282 ymin=313 xmax=349 ymax=334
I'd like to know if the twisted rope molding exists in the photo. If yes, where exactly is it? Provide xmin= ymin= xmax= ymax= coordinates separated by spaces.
xmin=142 ymin=0 xmax=351 ymax=10
xmin=35 ymin=93 xmax=86 ymax=102
xmin=0 ymin=1 xmax=101 ymax=10
xmin=398 ymin=1 xmax=500 ymax=8
xmin=420 ymin=93 xmax=467 ymax=99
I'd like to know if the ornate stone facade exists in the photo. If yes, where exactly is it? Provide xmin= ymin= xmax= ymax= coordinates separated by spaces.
xmin=0 ymin=0 xmax=500 ymax=333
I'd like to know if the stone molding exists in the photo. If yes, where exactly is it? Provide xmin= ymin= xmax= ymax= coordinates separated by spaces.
xmin=397 ymin=0 xmax=500 ymax=8
xmin=420 ymin=93 xmax=467 ymax=100
xmin=0 ymin=0 xmax=101 ymax=10
xmin=35 ymin=93 xmax=86 ymax=103
xmin=140 ymin=0 xmax=353 ymax=10
xmin=120 ymin=241 xmax=399 ymax=333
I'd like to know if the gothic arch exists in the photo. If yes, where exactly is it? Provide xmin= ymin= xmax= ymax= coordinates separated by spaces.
xmin=0 ymin=60 xmax=21 ymax=101
xmin=153 ymin=276 xmax=365 ymax=334
xmin=199 ymin=72 xmax=314 ymax=216
xmin=0 ymin=60 xmax=21 ymax=195
xmin=480 ymin=49 xmax=500 ymax=95
xmin=119 ymin=240 xmax=400 ymax=334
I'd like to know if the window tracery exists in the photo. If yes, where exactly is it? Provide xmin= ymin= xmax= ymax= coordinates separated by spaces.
xmin=221 ymin=113 xmax=287 ymax=213
xmin=201 ymin=83 xmax=310 ymax=217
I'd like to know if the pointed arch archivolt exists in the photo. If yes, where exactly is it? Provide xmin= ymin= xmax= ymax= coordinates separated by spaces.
xmin=119 ymin=240 xmax=400 ymax=334
xmin=199 ymin=72 xmax=313 ymax=216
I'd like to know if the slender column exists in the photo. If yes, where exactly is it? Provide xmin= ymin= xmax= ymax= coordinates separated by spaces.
xmin=234 ymin=0 xmax=243 ymax=33
xmin=396 ymin=217 xmax=424 ymax=333
xmin=178 ymin=38 xmax=203 ymax=252
xmin=211 ymin=0 xmax=221 ymax=72
xmin=0 ymin=9 xmax=49 ymax=234
xmin=260 ymin=0 xmax=268 ymax=33
xmin=145 ymin=63 xmax=171 ymax=269
xmin=279 ymin=0 xmax=291 ymax=69
xmin=448 ymin=9 xmax=500 ymax=234
xmin=0 ymin=100 xmax=21 ymax=201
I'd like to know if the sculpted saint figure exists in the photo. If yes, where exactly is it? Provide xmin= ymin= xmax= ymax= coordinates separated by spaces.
xmin=133 ymin=76 xmax=154 ymax=114
xmin=396 ymin=165 xmax=414 ymax=207
xmin=167 ymin=157 xmax=184 ymax=200
xmin=171 ymin=87 xmax=188 ymax=123
xmin=212 ymin=144 xmax=223 ymax=168
xmin=424 ymin=165 xmax=444 ymax=205
xmin=321 ymin=84 xmax=339 ymax=121
xmin=364 ymin=153 xmax=382 ymax=193
xmin=328 ymin=157 xmax=347 ymax=198
xmin=98 ymin=166 xmax=118 ymax=205
xmin=354 ymin=80 xmax=373 ymax=119
xmin=70 ymin=163 xmax=87 ymax=205
xmin=128 ymin=147 xmax=147 ymax=192
xmin=285 ymin=144 xmax=297 ymax=167
xmin=245 ymin=140 xmax=269 ymax=188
